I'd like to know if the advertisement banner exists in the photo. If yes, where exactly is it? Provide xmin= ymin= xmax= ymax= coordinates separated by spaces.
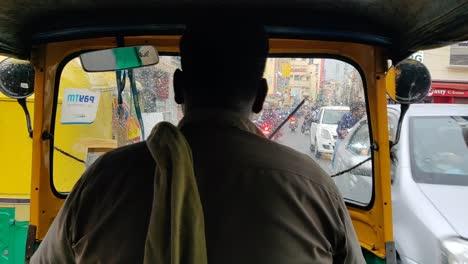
xmin=61 ymin=88 xmax=101 ymax=124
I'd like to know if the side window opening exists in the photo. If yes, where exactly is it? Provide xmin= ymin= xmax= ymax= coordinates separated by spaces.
xmin=52 ymin=56 xmax=182 ymax=193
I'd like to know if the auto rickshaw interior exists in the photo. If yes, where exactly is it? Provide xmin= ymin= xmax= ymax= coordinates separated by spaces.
xmin=0 ymin=1 xmax=466 ymax=263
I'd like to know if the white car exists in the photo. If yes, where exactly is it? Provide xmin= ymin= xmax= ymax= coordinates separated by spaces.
xmin=309 ymin=106 xmax=349 ymax=158
xmin=333 ymin=104 xmax=468 ymax=264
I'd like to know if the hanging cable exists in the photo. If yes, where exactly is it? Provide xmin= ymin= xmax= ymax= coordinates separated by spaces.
xmin=116 ymin=70 xmax=127 ymax=117
xmin=128 ymin=69 xmax=145 ymax=139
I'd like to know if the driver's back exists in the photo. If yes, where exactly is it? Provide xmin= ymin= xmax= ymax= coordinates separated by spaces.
xmin=181 ymin=111 xmax=365 ymax=264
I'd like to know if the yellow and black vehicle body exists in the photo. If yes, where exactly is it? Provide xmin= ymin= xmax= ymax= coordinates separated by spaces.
xmin=0 ymin=1 xmax=466 ymax=263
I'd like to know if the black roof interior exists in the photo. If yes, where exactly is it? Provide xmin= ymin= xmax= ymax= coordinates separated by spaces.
xmin=1 ymin=0 xmax=467 ymax=61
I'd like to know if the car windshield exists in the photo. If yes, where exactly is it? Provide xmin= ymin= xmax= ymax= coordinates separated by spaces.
xmin=410 ymin=116 xmax=468 ymax=186
xmin=322 ymin=110 xmax=347 ymax=124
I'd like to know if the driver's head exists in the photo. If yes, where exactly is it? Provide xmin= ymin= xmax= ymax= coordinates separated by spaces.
xmin=174 ymin=21 xmax=269 ymax=114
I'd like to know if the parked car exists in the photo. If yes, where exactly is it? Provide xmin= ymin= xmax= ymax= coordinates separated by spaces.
xmin=333 ymin=104 xmax=468 ymax=264
xmin=309 ymin=106 xmax=349 ymax=158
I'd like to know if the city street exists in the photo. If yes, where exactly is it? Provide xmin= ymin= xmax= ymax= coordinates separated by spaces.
xmin=274 ymin=120 xmax=333 ymax=175
xmin=270 ymin=117 xmax=374 ymax=204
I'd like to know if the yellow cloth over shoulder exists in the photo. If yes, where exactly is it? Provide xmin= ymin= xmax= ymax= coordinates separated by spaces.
xmin=144 ymin=122 xmax=207 ymax=264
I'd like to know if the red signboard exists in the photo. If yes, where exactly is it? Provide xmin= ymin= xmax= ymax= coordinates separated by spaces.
xmin=427 ymin=81 xmax=468 ymax=98
xmin=428 ymin=88 xmax=468 ymax=97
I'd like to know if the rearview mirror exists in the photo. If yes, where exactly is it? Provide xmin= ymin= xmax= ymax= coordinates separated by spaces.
xmin=0 ymin=58 xmax=35 ymax=99
xmin=80 ymin=45 xmax=159 ymax=72
xmin=386 ymin=59 xmax=431 ymax=104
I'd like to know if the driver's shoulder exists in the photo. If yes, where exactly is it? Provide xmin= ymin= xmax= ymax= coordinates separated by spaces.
xmin=101 ymin=141 xmax=154 ymax=168
xmin=241 ymin=136 xmax=339 ymax=195
xmin=81 ymin=141 xmax=155 ymax=186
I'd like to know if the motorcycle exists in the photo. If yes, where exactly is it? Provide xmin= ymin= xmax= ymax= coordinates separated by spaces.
xmin=301 ymin=117 xmax=312 ymax=134
xmin=289 ymin=116 xmax=298 ymax=132
xmin=256 ymin=119 xmax=282 ymax=140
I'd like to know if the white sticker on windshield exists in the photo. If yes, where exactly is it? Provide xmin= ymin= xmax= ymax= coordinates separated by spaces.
xmin=20 ymin=83 xmax=29 ymax=89
xmin=61 ymin=88 xmax=100 ymax=124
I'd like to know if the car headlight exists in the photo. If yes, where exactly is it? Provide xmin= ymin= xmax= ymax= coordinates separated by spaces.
xmin=441 ymin=237 xmax=468 ymax=264
xmin=321 ymin=129 xmax=331 ymax=140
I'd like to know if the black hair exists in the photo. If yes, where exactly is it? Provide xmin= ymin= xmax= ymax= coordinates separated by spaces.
xmin=350 ymin=101 xmax=365 ymax=111
xmin=179 ymin=22 xmax=269 ymax=106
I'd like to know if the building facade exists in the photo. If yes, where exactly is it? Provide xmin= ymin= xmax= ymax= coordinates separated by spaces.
xmin=419 ymin=42 xmax=468 ymax=104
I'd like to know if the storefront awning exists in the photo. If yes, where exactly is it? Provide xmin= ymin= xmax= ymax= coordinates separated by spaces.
xmin=427 ymin=81 xmax=468 ymax=98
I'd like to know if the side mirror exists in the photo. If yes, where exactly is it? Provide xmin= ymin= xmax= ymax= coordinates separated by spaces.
xmin=80 ymin=45 xmax=159 ymax=72
xmin=0 ymin=58 xmax=35 ymax=137
xmin=386 ymin=59 xmax=431 ymax=149
xmin=386 ymin=59 xmax=431 ymax=104
xmin=0 ymin=58 xmax=35 ymax=98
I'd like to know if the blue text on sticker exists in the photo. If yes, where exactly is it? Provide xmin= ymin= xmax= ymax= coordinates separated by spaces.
xmin=67 ymin=94 xmax=95 ymax=103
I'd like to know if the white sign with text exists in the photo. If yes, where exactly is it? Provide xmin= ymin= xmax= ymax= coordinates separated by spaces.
xmin=408 ymin=51 xmax=424 ymax=62
xmin=61 ymin=88 xmax=101 ymax=124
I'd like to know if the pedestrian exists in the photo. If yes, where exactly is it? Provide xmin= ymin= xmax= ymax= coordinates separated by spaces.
xmin=332 ymin=102 xmax=365 ymax=169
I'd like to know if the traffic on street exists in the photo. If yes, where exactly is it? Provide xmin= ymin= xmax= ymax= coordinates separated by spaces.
xmin=253 ymin=98 xmax=468 ymax=264
xmin=274 ymin=117 xmax=332 ymax=174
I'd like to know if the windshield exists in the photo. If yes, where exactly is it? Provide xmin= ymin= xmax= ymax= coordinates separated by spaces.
xmin=322 ymin=110 xmax=348 ymax=125
xmin=52 ymin=56 xmax=371 ymax=208
xmin=410 ymin=116 xmax=468 ymax=186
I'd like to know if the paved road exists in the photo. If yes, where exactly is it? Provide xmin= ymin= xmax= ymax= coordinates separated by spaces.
xmin=274 ymin=124 xmax=371 ymax=204
xmin=274 ymin=123 xmax=333 ymax=175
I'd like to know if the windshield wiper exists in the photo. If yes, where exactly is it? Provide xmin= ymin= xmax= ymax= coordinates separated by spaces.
xmin=330 ymin=157 xmax=371 ymax=178
xmin=269 ymin=99 xmax=372 ymax=178
xmin=268 ymin=97 xmax=308 ymax=140
xmin=54 ymin=146 xmax=85 ymax=163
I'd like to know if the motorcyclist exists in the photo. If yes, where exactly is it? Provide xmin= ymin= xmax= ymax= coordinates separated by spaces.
xmin=289 ymin=113 xmax=298 ymax=132
xmin=301 ymin=111 xmax=313 ymax=134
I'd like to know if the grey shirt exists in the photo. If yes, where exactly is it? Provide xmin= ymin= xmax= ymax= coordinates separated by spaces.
xmin=31 ymin=111 xmax=365 ymax=264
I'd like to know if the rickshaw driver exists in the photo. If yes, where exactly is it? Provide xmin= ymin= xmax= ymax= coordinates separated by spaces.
xmin=31 ymin=22 xmax=364 ymax=263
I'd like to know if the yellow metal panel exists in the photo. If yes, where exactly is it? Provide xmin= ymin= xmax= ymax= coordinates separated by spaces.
xmin=0 ymin=98 xmax=34 ymax=197
xmin=30 ymin=44 xmax=62 ymax=239
xmin=386 ymin=67 xmax=396 ymax=99
xmin=373 ymin=48 xmax=394 ymax=246
xmin=0 ymin=55 xmax=35 ymax=199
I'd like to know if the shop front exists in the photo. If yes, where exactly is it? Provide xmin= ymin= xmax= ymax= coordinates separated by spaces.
xmin=426 ymin=81 xmax=468 ymax=104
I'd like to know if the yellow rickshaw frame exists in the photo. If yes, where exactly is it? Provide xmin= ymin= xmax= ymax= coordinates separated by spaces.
xmin=29 ymin=36 xmax=393 ymax=259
